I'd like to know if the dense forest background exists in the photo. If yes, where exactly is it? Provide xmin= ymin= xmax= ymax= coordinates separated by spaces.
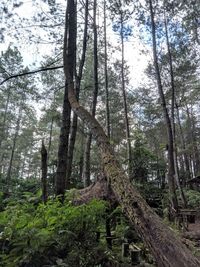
xmin=0 ymin=0 xmax=200 ymax=266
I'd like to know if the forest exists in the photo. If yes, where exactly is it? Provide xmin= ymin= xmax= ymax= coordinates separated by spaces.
xmin=0 ymin=0 xmax=200 ymax=266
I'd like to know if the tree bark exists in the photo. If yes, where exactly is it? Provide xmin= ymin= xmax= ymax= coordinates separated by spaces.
xmin=41 ymin=141 xmax=48 ymax=203
xmin=55 ymin=80 xmax=71 ymax=196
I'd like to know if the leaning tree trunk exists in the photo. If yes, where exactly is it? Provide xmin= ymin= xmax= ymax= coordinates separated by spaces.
xmin=149 ymin=0 xmax=178 ymax=213
xmin=63 ymin=1 xmax=200 ymax=265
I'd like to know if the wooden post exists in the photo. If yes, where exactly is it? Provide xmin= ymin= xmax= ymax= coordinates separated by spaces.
xmin=130 ymin=245 xmax=141 ymax=265
xmin=122 ymin=243 xmax=129 ymax=257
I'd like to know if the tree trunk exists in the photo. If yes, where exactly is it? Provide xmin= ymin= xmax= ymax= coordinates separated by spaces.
xmin=149 ymin=0 xmax=178 ymax=212
xmin=120 ymin=12 xmax=132 ymax=180
xmin=56 ymin=0 xmax=76 ymax=196
xmin=186 ymin=105 xmax=200 ymax=176
xmin=66 ymin=0 xmax=89 ymax=186
xmin=164 ymin=10 xmax=187 ymax=208
xmin=0 ymin=87 xmax=11 ymax=174
xmin=6 ymin=105 xmax=22 ymax=189
xmin=55 ymin=81 xmax=71 ymax=196
xmin=176 ymin=102 xmax=191 ymax=180
xmin=41 ymin=141 xmax=48 ymax=203
xmin=0 ymin=87 xmax=11 ymax=151
xmin=103 ymin=0 xmax=110 ymax=139
xmin=83 ymin=0 xmax=99 ymax=187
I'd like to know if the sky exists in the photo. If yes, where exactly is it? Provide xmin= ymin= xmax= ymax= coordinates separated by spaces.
xmin=0 ymin=0 xmax=150 ymax=90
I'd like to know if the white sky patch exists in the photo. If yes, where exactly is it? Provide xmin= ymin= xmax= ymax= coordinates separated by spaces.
xmin=0 ymin=0 xmax=150 ymax=96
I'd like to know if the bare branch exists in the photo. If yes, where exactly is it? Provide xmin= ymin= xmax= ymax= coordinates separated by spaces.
xmin=0 ymin=65 xmax=63 ymax=86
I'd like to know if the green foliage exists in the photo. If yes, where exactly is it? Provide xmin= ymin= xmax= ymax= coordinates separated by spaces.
xmin=0 ymin=198 xmax=107 ymax=267
xmin=185 ymin=190 xmax=200 ymax=208
xmin=132 ymin=133 xmax=157 ymax=182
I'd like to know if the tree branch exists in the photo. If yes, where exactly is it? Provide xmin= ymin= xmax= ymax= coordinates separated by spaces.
xmin=0 ymin=65 xmax=63 ymax=85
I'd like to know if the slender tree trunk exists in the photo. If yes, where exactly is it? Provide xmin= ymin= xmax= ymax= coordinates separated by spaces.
xmin=0 ymin=88 xmax=11 ymax=174
xmin=83 ymin=0 xmax=99 ymax=187
xmin=120 ymin=12 xmax=132 ymax=180
xmin=103 ymin=0 xmax=110 ymax=139
xmin=63 ymin=1 xmax=200 ymax=265
xmin=149 ymin=0 xmax=178 ymax=213
xmin=0 ymin=87 xmax=11 ymax=150
xmin=48 ymin=116 xmax=54 ymax=157
xmin=41 ymin=141 xmax=48 ymax=203
xmin=6 ymin=106 xmax=22 ymax=190
xmin=66 ymin=0 xmax=89 ymax=186
xmin=176 ymin=102 xmax=191 ymax=180
xmin=103 ymin=1 xmax=112 ymax=246
xmin=164 ymin=11 xmax=187 ymax=208
xmin=79 ymin=123 xmax=85 ymax=180
xmin=55 ymin=81 xmax=71 ymax=196
xmin=186 ymin=105 xmax=200 ymax=176
xmin=56 ymin=0 xmax=76 ymax=196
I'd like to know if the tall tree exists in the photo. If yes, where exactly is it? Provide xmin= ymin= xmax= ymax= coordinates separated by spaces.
xmin=112 ymin=1 xmax=133 ymax=179
xmin=149 ymin=0 xmax=178 ymax=213
xmin=55 ymin=0 xmax=76 ymax=196
xmin=83 ymin=0 xmax=99 ymax=187
xmin=103 ymin=0 xmax=110 ymax=139
xmin=163 ymin=8 xmax=187 ymax=207
xmin=66 ymin=0 xmax=89 ymax=186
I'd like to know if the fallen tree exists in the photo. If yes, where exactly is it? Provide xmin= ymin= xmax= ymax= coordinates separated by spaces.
xmin=60 ymin=0 xmax=200 ymax=266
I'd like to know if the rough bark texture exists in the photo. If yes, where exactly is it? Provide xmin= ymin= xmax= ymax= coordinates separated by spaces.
xmin=64 ymin=1 xmax=200 ymax=265
xmin=41 ymin=141 xmax=48 ymax=203
xmin=55 ymin=81 xmax=71 ymax=195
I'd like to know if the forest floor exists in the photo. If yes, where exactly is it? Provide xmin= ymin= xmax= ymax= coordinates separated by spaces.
xmin=182 ymin=219 xmax=200 ymax=251
xmin=188 ymin=220 xmax=200 ymax=232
